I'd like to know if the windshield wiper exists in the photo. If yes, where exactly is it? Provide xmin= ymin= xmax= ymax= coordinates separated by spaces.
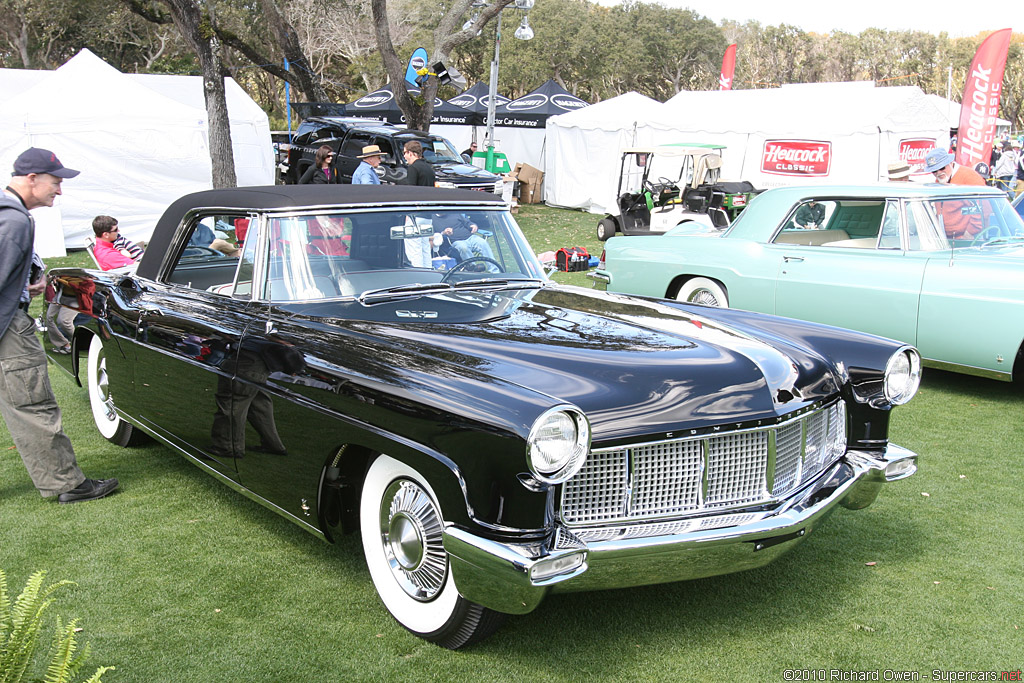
xmin=451 ymin=277 xmax=546 ymax=291
xmin=357 ymin=282 xmax=453 ymax=305
xmin=358 ymin=278 xmax=546 ymax=306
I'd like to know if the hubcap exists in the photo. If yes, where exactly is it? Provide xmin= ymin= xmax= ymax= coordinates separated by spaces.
xmin=688 ymin=288 xmax=721 ymax=307
xmin=94 ymin=353 xmax=116 ymax=422
xmin=379 ymin=479 xmax=447 ymax=601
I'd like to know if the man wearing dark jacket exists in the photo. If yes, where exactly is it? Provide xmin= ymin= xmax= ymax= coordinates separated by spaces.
xmin=402 ymin=140 xmax=436 ymax=187
xmin=1 ymin=148 xmax=119 ymax=503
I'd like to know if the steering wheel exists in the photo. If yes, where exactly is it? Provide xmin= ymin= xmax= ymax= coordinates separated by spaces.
xmin=970 ymin=224 xmax=1009 ymax=246
xmin=441 ymin=257 xmax=505 ymax=281
xmin=182 ymin=246 xmax=227 ymax=259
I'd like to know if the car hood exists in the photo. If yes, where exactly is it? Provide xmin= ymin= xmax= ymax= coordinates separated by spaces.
xmin=950 ymin=242 xmax=1024 ymax=261
xmin=432 ymin=162 xmax=501 ymax=182
xmin=306 ymin=287 xmax=839 ymax=442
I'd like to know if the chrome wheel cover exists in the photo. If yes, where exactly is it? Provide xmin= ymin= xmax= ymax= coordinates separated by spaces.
xmin=93 ymin=349 xmax=116 ymax=422
xmin=688 ymin=288 xmax=721 ymax=307
xmin=379 ymin=479 xmax=447 ymax=601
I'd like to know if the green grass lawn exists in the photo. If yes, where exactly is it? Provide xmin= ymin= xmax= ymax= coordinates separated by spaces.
xmin=1 ymin=206 xmax=1021 ymax=681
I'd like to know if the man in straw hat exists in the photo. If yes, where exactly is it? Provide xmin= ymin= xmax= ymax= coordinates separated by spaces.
xmin=352 ymin=145 xmax=383 ymax=185
xmin=887 ymin=161 xmax=912 ymax=182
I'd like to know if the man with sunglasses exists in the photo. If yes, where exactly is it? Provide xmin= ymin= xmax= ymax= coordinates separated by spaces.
xmin=91 ymin=215 xmax=136 ymax=270
xmin=0 ymin=148 xmax=119 ymax=503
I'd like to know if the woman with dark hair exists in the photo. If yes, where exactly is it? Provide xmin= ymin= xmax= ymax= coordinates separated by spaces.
xmin=299 ymin=145 xmax=340 ymax=184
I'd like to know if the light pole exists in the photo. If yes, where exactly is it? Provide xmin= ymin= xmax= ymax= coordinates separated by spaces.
xmin=477 ymin=0 xmax=534 ymax=173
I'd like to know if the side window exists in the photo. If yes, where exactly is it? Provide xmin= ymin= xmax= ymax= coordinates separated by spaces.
xmin=908 ymin=201 xmax=952 ymax=251
xmin=264 ymin=214 xmax=358 ymax=302
xmin=165 ymin=213 xmax=244 ymax=295
xmin=878 ymin=201 xmax=902 ymax=249
xmin=341 ymin=133 xmax=373 ymax=158
xmin=374 ymin=137 xmax=396 ymax=164
xmin=773 ymin=200 xmax=837 ymax=246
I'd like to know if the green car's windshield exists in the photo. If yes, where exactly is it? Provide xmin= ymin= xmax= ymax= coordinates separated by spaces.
xmin=913 ymin=196 xmax=1024 ymax=249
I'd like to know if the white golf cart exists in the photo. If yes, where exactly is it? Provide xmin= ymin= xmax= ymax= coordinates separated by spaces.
xmin=596 ymin=143 xmax=757 ymax=241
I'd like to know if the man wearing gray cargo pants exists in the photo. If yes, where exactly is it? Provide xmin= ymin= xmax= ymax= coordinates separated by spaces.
xmin=1 ymin=147 xmax=119 ymax=503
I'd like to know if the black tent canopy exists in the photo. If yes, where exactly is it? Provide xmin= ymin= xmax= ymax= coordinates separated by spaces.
xmin=493 ymin=79 xmax=589 ymax=128
xmin=447 ymin=82 xmax=511 ymax=117
xmin=346 ymin=84 xmax=478 ymax=126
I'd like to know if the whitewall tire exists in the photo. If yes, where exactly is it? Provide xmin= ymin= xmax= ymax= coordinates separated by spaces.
xmin=87 ymin=334 xmax=143 ymax=447
xmin=676 ymin=277 xmax=729 ymax=308
xmin=359 ymin=454 xmax=504 ymax=648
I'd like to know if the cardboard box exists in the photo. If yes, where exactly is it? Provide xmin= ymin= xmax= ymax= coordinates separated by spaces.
xmin=512 ymin=163 xmax=544 ymax=204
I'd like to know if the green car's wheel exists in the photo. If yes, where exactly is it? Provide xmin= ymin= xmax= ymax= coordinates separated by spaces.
xmin=360 ymin=454 xmax=505 ymax=648
xmin=676 ymin=277 xmax=729 ymax=308
xmin=597 ymin=218 xmax=617 ymax=241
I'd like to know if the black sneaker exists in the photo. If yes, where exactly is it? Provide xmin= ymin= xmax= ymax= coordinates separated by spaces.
xmin=57 ymin=478 xmax=120 ymax=504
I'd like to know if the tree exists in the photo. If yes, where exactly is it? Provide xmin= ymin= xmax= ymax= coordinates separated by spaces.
xmin=129 ymin=0 xmax=237 ymax=187
xmin=371 ymin=0 xmax=517 ymax=131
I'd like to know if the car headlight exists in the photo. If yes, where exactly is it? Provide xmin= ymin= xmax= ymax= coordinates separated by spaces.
xmin=527 ymin=407 xmax=590 ymax=484
xmin=884 ymin=346 xmax=922 ymax=405
xmin=434 ymin=181 xmax=457 ymax=189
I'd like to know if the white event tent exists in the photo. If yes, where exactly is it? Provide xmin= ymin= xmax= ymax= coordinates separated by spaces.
xmin=545 ymin=82 xmax=950 ymax=214
xmin=544 ymin=91 xmax=668 ymax=213
xmin=0 ymin=49 xmax=273 ymax=255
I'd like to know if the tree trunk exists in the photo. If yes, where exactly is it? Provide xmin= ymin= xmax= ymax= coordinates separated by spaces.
xmin=161 ymin=0 xmax=237 ymax=188
xmin=370 ymin=0 xmax=430 ymax=130
xmin=258 ymin=0 xmax=328 ymax=103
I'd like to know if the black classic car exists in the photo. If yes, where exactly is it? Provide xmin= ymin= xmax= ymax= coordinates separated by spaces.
xmin=283 ymin=117 xmax=503 ymax=193
xmin=45 ymin=185 xmax=921 ymax=648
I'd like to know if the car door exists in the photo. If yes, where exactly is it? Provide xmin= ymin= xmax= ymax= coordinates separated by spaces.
xmin=130 ymin=212 xmax=254 ymax=477
xmin=338 ymin=131 xmax=375 ymax=182
xmin=228 ymin=211 xmax=364 ymax=524
xmin=772 ymin=199 xmax=927 ymax=346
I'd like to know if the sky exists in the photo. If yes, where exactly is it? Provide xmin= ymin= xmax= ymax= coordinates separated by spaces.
xmin=613 ymin=1 xmax=1021 ymax=38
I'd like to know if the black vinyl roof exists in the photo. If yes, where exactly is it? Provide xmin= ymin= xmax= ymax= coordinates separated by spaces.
xmin=138 ymin=184 xmax=505 ymax=280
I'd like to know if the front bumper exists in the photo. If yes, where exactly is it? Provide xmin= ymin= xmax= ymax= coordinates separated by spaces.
xmin=443 ymin=443 xmax=916 ymax=615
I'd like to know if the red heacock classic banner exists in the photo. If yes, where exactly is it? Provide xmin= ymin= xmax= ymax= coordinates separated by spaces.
xmin=955 ymin=28 xmax=1012 ymax=169
xmin=719 ymin=44 xmax=737 ymax=91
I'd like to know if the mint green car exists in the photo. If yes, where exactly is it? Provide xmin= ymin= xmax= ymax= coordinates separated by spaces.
xmin=594 ymin=184 xmax=1024 ymax=381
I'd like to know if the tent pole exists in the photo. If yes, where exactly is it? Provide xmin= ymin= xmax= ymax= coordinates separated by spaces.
xmin=285 ymin=58 xmax=292 ymax=142
xmin=484 ymin=13 xmax=502 ymax=173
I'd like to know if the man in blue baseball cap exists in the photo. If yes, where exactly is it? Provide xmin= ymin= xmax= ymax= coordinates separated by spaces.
xmin=1 ymin=147 xmax=120 ymax=503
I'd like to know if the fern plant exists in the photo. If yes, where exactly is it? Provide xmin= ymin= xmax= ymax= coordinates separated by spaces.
xmin=0 ymin=570 xmax=114 ymax=683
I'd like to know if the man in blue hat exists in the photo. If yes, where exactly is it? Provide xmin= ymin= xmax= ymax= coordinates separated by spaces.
xmin=1 ymin=148 xmax=120 ymax=503
xmin=920 ymin=147 xmax=986 ymax=239
xmin=921 ymin=147 xmax=985 ymax=187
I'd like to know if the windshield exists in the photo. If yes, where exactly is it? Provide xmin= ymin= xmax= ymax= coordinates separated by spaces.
xmin=251 ymin=208 xmax=546 ymax=302
xmin=411 ymin=137 xmax=463 ymax=165
xmin=910 ymin=196 xmax=1024 ymax=250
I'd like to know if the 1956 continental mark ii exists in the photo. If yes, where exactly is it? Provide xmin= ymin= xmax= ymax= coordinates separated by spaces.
xmin=45 ymin=185 xmax=921 ymax=648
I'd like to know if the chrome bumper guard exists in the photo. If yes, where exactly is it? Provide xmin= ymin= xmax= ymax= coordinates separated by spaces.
xmin=443 ymin=443 xmax=916 ymax=615
xmin=587 ymin=270 xmax=610 ymax=290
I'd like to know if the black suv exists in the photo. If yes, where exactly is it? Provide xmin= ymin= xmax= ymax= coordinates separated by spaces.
xmin=283 ymin=117 xmax=503 ymax=194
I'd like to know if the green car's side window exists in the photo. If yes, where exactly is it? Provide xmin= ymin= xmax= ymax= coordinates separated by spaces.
xmin=878 ymin=201 xmax=902 ymax=249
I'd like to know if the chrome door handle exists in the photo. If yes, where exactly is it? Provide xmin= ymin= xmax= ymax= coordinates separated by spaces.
xmin=782 ymin=256 xmax=804 ymax=263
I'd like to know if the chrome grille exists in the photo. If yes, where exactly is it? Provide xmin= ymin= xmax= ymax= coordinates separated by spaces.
xmin=560 ymin=401 xmax=847 ymax=527
xmin=630 ymin=440 xmax=703 ymax=515
xmin=771 ymin=421 xmax=803 ymax=496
